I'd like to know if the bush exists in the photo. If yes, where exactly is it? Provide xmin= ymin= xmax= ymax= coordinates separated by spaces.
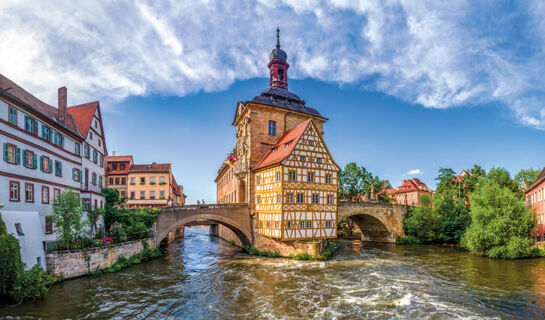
xmin=126 ymin=219 xmax=149 ymax=241
xmin=316 ymin=244 xmax=337 ymax=260
xmin=246 ymin=247 xmax=259 ymax=255
xmin=0 ymin=233 xmax=23 ymax=297
xmin=9 ymin=265 xmax=54 ymax=304
xmin=396 ymin=236 xmax=421 ymax=244
xmin=291 ymin=253 xmax=312 ymax=260
xmin=108 ymin=222 xmax=127 ymax=243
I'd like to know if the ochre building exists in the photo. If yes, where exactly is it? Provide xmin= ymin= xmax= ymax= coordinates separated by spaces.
xmin=215 ymin=30 xmax=340 ymax=241
xmin=126 ymin=163 xmax=186 ymax=208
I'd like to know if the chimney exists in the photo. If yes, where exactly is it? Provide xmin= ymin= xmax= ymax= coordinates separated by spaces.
xmin=58 ymin=87 xmax=67 ymax=125
xmin=112 ymin=151 xmax=116 ymax=156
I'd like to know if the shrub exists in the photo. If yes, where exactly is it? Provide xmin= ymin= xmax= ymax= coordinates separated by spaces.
xmin=266 ymin=251 xmax=283 ymax=258
xmin=396 ymin=236 xmax=421 ymax=244
xmin=51 ymin=189 xmax=84 ymax=246
xmin=9 ymin=265 xmax=54 ymax=304
xmin=317 ymin=244 xmax=337 ymax=260
xmin=109 ymin=222 xmax=127 ymax=243
xmin=246 ymin=247 xmax=259 ymax=255
xmin=291 ymin=253 xmax=312 ymax=260
xmin=0 ymin=233 xmax=23 ymax=297
xmin=126 ymin=219 xmax=149 ymax=241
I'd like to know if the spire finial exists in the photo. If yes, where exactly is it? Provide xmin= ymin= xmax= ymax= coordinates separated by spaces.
xmin=276 ymin=27 xmax=280 ymax=48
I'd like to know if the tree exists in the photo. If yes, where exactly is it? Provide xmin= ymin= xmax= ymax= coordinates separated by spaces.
xmin=338 ymin=162 xmax=390 ymax=202
xmin=87 ymin=207 xmax=103 ymax=236
xmin=51 ymin=189 xmax=84 ymax=247
xmin=0 ymin=212 xmax=23 ymax=297
xmin=403 ymin=194 xmax=439 ymax=243
xmin=515 ymin=168 xmax=541 ymax=186
xmin=461 ymin=177 xmax=539 ymax=259
xmin=487 ymin=167 xmax=519 ymax=195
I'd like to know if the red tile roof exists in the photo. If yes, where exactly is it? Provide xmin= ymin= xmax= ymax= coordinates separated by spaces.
xmin=67 ymin=101 xmax=98 ymax=138
xmin=105 ymin=155 xmax=134 ymax=163
xmin=254 ymin=119 xmax=311 ymax=170
xmin=129 ymin=163 xmax=171 ymax=173
xmin=389 ymin=178 xmax=433 ymax=195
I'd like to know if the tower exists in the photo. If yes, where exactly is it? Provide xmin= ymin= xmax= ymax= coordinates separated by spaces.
xmin=268 ymin=27 xmax=289 ymax=89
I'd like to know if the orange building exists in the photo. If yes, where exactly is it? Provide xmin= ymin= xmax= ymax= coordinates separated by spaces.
xmin=105 ymin=155 xmax=133 ymax=198
xmin=388 ymin=178 xmax=433 ymax=206
xmin=126 ymin=163 xmax=186 ymax=208
xmin=526 ymin=167 xmax=545 ymax=241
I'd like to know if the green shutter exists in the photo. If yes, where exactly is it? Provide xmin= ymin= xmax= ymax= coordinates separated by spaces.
xmin=15 ymin=148 xmax=21 ymax=165
xmin=3 ymin=143 xmax=8 ymax=161
xmin=40 ymin=155 xmax=44 ymax=171
xmin=33 ymin=153 xmax=37 ymax=169
xmin=24 ymin=115 xmax=29 ymax=131
xmin=48 ymin=158 xmax=52 ymax=173
xmin=22 ymin=149 xmax=27 ymax=166
xmin=41 ymin=125 xmax=46 ymax=139
xmin=79 ymin=170 xmax=82 ymax=181
xmin=61 ymin=135 xmax=64 ymax=148
xmin=72 ymin=168 xmax=75 ymax=180
xmin=34 ymin=120 xmax=38 ymax=134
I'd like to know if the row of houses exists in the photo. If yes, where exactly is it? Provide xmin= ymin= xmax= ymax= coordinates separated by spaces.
xmin=0 ymin=74 xmax=186 ymax=269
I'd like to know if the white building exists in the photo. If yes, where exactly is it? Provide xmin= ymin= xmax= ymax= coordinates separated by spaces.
xmin=0 ymin=74 xmax=107 ymax=269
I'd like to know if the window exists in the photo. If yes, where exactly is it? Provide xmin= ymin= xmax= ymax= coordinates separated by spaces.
xmin=278 ymin=68 xmax=284 ymax=81
xmin=93 ymin=150 xmax=98 ymax=163
xmin=100 ymin=156 xmax=104 ymax=167
xmin=130 ymin=192 xmax=135 ymax=199
xmin=130 ymin=177 xmax=135 ymax=184
xmin=327 ymin=195 xmax=334 ymax=204
xmin=312 ymin=194 xmax=319 ymax=204
xmin=308 ymin=140 xmax=314 ymax=146
xmin=300 ymin=221 xmax=305 ymax=229
xmin=55 ymin=161 xmax=62 ymax=176
xmin=98 ymin=176 xmax=103 ymax=188
xmin=115 ymin=177 xmax=120 ymax=185
xmin=150 ymin=177 xmax=156 ymax=184
xmin=308 ymin=172 xmax=315 ymax=183
xmin=45 ymin=216 xmax=53 ymax=234
xmin=53 ymin=188 xmax=60 ymax=200
xmin=150 ymin=191 xmax=155 ymax=199
xmin=275 ymin=171 xmax=280 ymax=182
xmin=82 ymin=199 xmax=90 ymax=212
xmin=25 ymin=183 xmax=34 ymax=202
xmin=75 ymin=143 xmax=80 ymax=156
xmin=300 ymin=156 xmax=306 ymax=162
xmin=42 ymin=125 xmax=51 ymax=141
xmin=8 ymin=106 xmax=17 ymax=125
xmin=112 ymin=163 xmax=118 ymax=171
xmin=9 ymin=181 xmax=19 ymax=201
xmin=289 ymin=171 xmax=296 ymax=181
xmin=90 ymin=132 xmax=93 ymax=140
xmin=92 ymin=172 xmax=97 ymax=185
xmin=84 ymin=144 xmax=90 ymax=158
xmin=15 ymin=223 xmax=24 ymax=236
xmin=53 ymin=131 xmax=63 ymax=147
xmin=287 ymin=221 xmax=292 ymax=229
xmin=268 ymin=120 xmax=276 ymax=135
xmin=23 ymin=150 xmax=37 ymax=169
xmin=160 ymin=176 xmax=166 ymax=184
xmin=42 ymin=186 xmax=49 ymax=203
xmin=296 ymin=193 xmax=304 ymax=203
xmin=24 ymin=115 xmax=38 ymax=135
xmin=256 ymin=196 xmax=261 ymax=204
xmin=109 ymin=177 xmax=114 ymax=185
xmin=286 ymin=193 xmax=294 ymax=203
xmin=119 ymin=163 xmax=125 ymax=170
xmin=266 ymin=221 xmax=270 ymax=228
xmin=3 ymin=143 xmax=19 ymax=164
xmin=317 ymin=158 xmax=322 ymax=164
xmin=275 ymin=222 xmax=279 ymax=229
xmin=140 ymin=191 xmax=145 ymax=199
xmin=140 ymin=177 xmax=145 ymax=184
xmin=98 ymin=139 xmax=101 ymax=147
xmin=160 ymin=191 xmax=165 ymax=199
xmin=276 ymin=193 xmax=281 ymax=204
xmin=326 ymin=174 xmax=332 ymax=184
xmin=325 ymin=221 xmax=332 ymax=228
xmin=306 ymin=221 xmax=313 ymax=229
xmin=256 ymin=175 xmax=261 ymax=185
xmin=121 ymin=178 xmax=126 ymax=185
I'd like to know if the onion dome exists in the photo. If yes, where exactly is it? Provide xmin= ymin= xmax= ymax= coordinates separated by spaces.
xmin=269 ymin=27 xmax=287 ymax=62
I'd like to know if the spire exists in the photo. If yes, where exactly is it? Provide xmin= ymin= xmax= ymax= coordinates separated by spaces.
xmin=276 ymin=27 xmax=280 ymax=49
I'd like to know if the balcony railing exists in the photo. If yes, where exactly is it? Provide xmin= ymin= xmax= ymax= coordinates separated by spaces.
xmin=81 ymin=183 xmax=102 ymax=194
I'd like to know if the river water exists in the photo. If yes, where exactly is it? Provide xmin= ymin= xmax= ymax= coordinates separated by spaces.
xmin=2 ymin=227 xmax=545 ymax=319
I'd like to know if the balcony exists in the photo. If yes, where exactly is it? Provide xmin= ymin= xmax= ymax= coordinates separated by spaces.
xmin=81 ymin=183 xmax=102 ymax=194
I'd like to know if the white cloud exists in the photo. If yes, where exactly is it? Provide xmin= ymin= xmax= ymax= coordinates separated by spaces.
xmin=407 ymin=169 xmax=423 ymax=175
xmin=0 ymin=0 xmax=544 ymax=128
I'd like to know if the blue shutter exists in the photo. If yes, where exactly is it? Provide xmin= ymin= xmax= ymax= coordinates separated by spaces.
xmin=3 ymin=143 xmax=8 ymax=161
xmin=33 ymin=153 xmax=37 ymax=169
xmin=15 ymin=148 xmax=21 ymax=165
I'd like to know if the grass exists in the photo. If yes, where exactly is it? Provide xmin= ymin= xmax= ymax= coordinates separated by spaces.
xmin=245 ymin=243 xmax=339 ymax=261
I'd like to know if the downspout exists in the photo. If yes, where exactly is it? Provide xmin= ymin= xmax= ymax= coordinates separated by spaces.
xmin=284 ymin=111 xmax=292 ymax=134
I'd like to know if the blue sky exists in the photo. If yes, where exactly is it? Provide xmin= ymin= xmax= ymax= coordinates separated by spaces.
xmin=1 ymin=1 xmax=545 ymax=202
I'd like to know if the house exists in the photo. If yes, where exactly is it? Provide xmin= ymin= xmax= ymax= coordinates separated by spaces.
xmin=388 ymin=178 xmax=433 ymax=206
xmin=526 ymin=167 xmax=545 ymax=241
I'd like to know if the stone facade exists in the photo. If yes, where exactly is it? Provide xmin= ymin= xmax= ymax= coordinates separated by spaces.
xmin=45 ymin=238 xmax=155 ymax=279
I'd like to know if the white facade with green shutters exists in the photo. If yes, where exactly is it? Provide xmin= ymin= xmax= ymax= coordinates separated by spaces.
xmin=0 ymin=89 xmax=107 ymax=269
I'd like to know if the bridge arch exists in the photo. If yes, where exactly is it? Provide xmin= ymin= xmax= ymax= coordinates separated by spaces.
xmin=155 ymin=204 xmax=252 ymax=248
xmin=338 ymin=201 xmax=406 ymax=243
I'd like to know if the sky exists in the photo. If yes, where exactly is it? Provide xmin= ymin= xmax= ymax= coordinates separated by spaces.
xmin=1 ymin=0 xmax=545 ymax=203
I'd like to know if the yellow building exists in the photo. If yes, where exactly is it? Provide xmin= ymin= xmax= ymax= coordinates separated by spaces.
xmin=254 ymin=120 xmax=340 ymax=240
xmin=126 ymin=163 xmax=185 ymax=208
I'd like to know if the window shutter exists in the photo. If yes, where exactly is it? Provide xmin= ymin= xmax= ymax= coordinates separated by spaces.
xmin=33 ymin=153 xmax=37 ymax=169
xmin=33 ymin=120 xmax=38 ymax=134
xmin=79 ymin=170 xmax=82 ymax=181
xmin=22 ymin=149 xmax=27 ymax=166
xmin=61 ymin=135 xmax=64 ymax=148
xmin=72 ymin=168 xmax=75 ymax=180
xmin=40 ymin=155 xmax=44 ymax=171
xmin=48 ymin=158 xmax=52 ymax=173
xmin=15 ymin=148 xmax=21 ymax=164
xmin=41 ymin=125 xmax=46 ymax=138
xmin=3 ymin=143 xmax=8 ymax=161
xmin=24 ymin=115 xmax=29 ymax=131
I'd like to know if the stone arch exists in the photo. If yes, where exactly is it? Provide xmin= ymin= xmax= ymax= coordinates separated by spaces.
xmin=156 ymin=213 xmax=252 ymax=248
xmin=346 ymin=213 xmax=393 ymax=243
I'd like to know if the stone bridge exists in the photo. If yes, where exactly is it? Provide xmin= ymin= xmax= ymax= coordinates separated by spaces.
xmin=338 ymin=201 xmax=406 ymax=242
xmin=155 ymin=201 xmax=407 ymax=247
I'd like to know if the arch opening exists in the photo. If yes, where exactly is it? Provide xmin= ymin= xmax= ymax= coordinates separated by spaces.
xmin=348 ymin=214 xmax=393 ymax=243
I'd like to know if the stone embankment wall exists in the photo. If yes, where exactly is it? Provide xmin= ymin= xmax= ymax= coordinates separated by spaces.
xmin=45 ymin=238 xmax=155 ymax=280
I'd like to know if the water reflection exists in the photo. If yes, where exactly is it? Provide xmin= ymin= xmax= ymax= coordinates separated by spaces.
xmin=1 ymin=227 xmax=545 ymax=319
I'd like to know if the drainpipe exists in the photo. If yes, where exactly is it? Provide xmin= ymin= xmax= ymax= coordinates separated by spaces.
xmin=284 ymin=111 xmax=292 ymax=133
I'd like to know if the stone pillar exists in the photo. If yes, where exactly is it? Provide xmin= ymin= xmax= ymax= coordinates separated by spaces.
xmin=209 ymin=224 xmax=219 ymax=237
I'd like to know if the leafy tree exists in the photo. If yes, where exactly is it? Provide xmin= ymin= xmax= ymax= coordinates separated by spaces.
xmin=0 ymin=216 xmax=23 ymax=297
xmin=51 ymin=189 xmax=84 ymax=246
xmin=338 ymin=162 xmax=390 ymax=202
xmin=0 ymin=212 xmax=7 ymax=235
xmin=403 ymin=196 xmax=439 ymax=243
xmin=487 ymin=167 xmax=519 ymax=195
xmin=461 ymin=177 xmax=539 ymax=259
xmin=515 ymin=168 xmax=541 ymax=186
xmin=87 ymin=207 xmax=103 ymax=236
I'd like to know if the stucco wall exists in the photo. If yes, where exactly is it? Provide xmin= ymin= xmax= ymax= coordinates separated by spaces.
xmin=45 ymin=238 xmax=155 ymax=279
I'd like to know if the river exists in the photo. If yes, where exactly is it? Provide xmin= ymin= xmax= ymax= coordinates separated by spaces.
xmin=2 ymin=227 xmax=545 ymax=319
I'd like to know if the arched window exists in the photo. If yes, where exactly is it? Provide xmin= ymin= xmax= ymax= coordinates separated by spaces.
xmin=268 ymin=120 xmax=276 ymax=135
xmin=278 ymin=68 xmax=284 ymax=81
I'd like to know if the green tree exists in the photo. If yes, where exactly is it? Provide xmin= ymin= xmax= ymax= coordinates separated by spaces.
xmin=515 ymin=168 xmax=541 ymax=186
xmin=338 ymin=162 xmax=390 ymax=202
xmin=487 ymin=167 xmax=519 ymax=195
xmin=51 ymin=189 xmax=84 ymax=247
xmin=87 ymin=207 xmax=103 ymax=236
xmin=0 ymin=212 xmax=23 ymax=297
xmin=461 ymin=177 xmax=539 ymax=259
xmin=403 ymin=195 xmax=439 ymax=243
